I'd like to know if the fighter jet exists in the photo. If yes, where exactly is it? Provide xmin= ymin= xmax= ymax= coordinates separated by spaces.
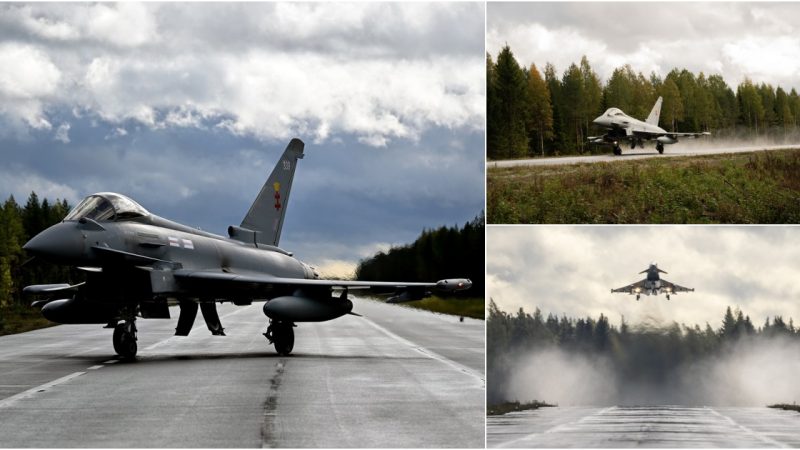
xmin=589 ymin=96 xmax=710 ymax=155
xmin=22 ymin=139 xmax=472 ymax=358
xmin=611 ymin=263 xmax=693 ymax=301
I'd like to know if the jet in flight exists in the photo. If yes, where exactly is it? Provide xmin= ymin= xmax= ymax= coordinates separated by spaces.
xmin=611 ymin=263 xmax=693 ymax=300
xmin=589 ymin=97 xmax=710 ymax=155
xmin=22 ymin=139 xmax=472 ymax=358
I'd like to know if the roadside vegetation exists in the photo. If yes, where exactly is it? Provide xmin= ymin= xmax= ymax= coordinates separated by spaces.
xmin=768 ymin=404 xmax=800 ymax=413
xmin=488 ymin=300 xmax=800 ymax=405
xmin=0 ymin=304 xmax=56 ymax=336
xmin=488 ymin=149 xmax=800 ymax=223
xmin=395 ymin=295 xmax=484 ymax=320
xmin=487 ymin=400 xmax=555 ymax=416
xmin=488 ymin=46 xmax=800 ymax=159
xmin=356 ymin=213 xmax=485 ymax=319
xmin=0 ymin=193 xmax=75 ymax=335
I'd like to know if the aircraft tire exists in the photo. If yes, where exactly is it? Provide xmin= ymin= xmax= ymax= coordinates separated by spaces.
xmin=272 ymin=323 xmax=295 ymax=356
xmin=113 ymin=323 xmax=138 ymax=359
xmin=656 ymin=143 xmax=664 ymax=154
xmin=613 ymin=146 xmax=622 ymax=156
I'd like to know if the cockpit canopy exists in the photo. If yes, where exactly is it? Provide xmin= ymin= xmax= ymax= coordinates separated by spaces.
xmin=606 ymin=108 xmax=625 ymax=117
xmin=64 ymin=192 xmax=149 ymax=222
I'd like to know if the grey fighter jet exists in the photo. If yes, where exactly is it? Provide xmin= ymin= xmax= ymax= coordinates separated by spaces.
xmin=589 ymin=97 xmax=710 ymax=155
xmin=22 ymin=139 xmax=472 ymax=358
xmin=611 ymin=263 xmax=693 ymax=301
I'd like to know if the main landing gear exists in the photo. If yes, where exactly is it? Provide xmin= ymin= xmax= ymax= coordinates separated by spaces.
xmin=264 ymin=321 xmax=295 ymax=356
xmin=613 ymin=145 xmax=622 ymax=156
xmin=656 ymin=142 xmax=665 ymax=154
xmin=112 ymin=320 xmax=138 ymax=359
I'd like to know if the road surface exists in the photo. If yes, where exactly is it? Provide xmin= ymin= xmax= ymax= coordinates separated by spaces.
xmin=488 ymin=405 xmax=800 ymax=448
xmin=488 ymin=144 xmax=800 ymax=168
xmin=0 ymin=297 xmax=484 ymax=448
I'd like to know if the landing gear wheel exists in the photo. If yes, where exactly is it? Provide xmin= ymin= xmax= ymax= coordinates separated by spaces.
xmin=656 ymin=143 xmax=664 ymax=154
xmin=265 ymin=322 xmax=295 ymax=356
xmin=113 ymin=321 xmax=138 ymax=359
xmin=613 ymin=145 xmax=622 ymax=156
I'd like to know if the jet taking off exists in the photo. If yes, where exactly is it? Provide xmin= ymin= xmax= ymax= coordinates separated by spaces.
xmin=22 ymin=139 xmax=472 ymax=358
xmin=611 ymin=263 xmax=693 ymax=300
xmin=589 ymin=96 xmax=710 ymax=155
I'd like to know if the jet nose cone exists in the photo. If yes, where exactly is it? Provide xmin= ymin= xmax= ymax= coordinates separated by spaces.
xmin=592 ymin=115 xmax=605 ymax=126
xmin=23 ymin=222 xmax=85 ymax=263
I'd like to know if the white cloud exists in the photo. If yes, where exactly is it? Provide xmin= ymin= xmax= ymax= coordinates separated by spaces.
xmin=84 ymin=3 xmax=158 ymax=48
xmin=53 ymin=122 xmax=70 ymax=143
xmin=0 ymin=168 xmax=79 ymax=204
xmin=488 ymin=227 xmax=800 ymax=328
xmin=488 ymin=3 xmax=800 ymax=92
xmin=723 ymin=35 xmax=800 ymax=84
xmin=0 ymin=43 xmax=61 ymax=129
xmin=0 ymin=3 xmax=484 ymax=146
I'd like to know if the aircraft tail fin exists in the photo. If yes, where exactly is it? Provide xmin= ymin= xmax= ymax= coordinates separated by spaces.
xmin=646 ymin=97 xmax=663 ymax=126
xmin=240 ymin=138 xmax=305 ymax=247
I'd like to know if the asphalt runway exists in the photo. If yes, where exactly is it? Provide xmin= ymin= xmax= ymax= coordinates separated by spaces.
xmin=487 ymin=405 xmax=800 ymax=448
xmin=488 ymin=144 xmax=800 ymax=168
xmin=0 ymin=297 xmax=484 ymax=448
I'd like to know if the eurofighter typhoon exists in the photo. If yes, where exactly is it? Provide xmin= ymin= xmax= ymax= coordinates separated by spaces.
xmin=611 ymin=263 xmax=694 ymax=300
xmin=589 ymin=97 xmax=710 ymax=155
xmin=22 ymin=139 xmax=472 ymax=358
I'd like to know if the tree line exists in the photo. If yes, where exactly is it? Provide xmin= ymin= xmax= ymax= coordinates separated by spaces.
xmin=487 ymin=45 xmax=800 ymax=159
xmin=0 ymin=192 xmax=74 ymax=310
xmin=487 ymin=300 xmax=799 ymax=403
xmin=355 ymin=213 xmax=485 ymax=298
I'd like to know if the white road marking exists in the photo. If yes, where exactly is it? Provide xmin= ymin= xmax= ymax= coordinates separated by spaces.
xmin=86 ymin=365 xmax=104 ymax=370
xmin=707 ymin=407 xmax=789 ymax=448
xmin=0 ymin=372 xmax=85 ymax=409
xmin=495 ymin=406 xmax=615 ymax=448
xmin=103 ymin=359 xmax=118 ymax=364
xmin=359 ymin=315 xmax=484 ymax=385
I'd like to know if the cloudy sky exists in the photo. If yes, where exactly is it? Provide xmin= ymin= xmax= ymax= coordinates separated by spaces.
xmin=488 ymin=2 xmax=800 ymax=92
xmin=488 ymin=226 xmax=800 ymax=329
xmin=0 ymin=3 xmax=485 ymax=277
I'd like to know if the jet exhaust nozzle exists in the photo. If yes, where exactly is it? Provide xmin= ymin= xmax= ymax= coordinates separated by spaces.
xmin=263 ymin=295 xmax=353 ymax=322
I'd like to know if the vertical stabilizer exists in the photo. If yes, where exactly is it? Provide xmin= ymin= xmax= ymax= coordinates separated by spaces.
xmin=240 ymin=139 xmax=304 ymax=246
xmin=646 ymin=97 xmax=663 ymax=126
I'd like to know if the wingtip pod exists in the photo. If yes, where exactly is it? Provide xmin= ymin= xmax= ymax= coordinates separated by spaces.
xmin=435 ymin=278 xmax=472 ymax=292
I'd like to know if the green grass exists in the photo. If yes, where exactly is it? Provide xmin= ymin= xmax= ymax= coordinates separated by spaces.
xmin=768 ymin=403 xmax=800 ymax=413
xmin=0 ymin=305 xmax=56 ymax=337
xmin=487 ymin=400 xmax=555 ymax=416
xmin=488 ymin=149 xmax=800 ymax=223
xmin=402 ymin=296 xmax=485 ymax=319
